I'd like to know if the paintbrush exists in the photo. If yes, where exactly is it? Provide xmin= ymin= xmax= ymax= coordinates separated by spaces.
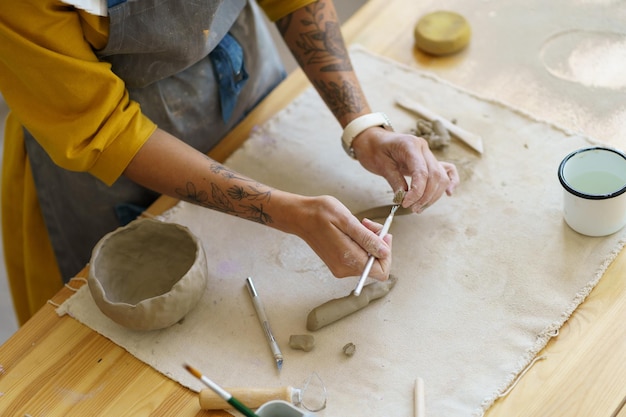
xmin=353 ymin=190 xmax=405 ymax=296
xmin=184 ymin=364 xmax=261 ymax=417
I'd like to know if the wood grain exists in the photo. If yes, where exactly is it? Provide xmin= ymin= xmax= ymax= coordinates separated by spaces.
xmin=486 ymin=249 xmax=626 ymax=417
xmin=0 ymin=279 xmax=228 ymax=417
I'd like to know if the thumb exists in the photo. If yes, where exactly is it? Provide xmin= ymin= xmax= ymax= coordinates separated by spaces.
xmin=382 ymin=173 xmax=409 ymax=205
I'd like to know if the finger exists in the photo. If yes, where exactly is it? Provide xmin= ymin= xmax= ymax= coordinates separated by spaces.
xmin=442 ymin=162 xmax=460 ymax=195
xmin=398 ymin=138 xmax=443 ymax=208
xmin=362 ymin=217 xmax=393 ymax=272
xmin=384 ymin=172 xmax=410 ymax=202
xmin=408 ymin=158 xmax=449 ymax=212
xmin=362 ymin=217 xmax=396 ymax=246
xmin=402 ymin=160 xmax=429 ymax=208
xmin=365 ymin=233 xmax=393 ymax=281
xmin=355 ymin=220 xmax=390 ymax=259
xmin=362 ymin=217 xmax=383 ymax=234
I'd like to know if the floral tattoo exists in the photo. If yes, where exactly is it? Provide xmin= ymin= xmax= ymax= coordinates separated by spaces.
xmin=291 ymin=2 xmax=352 ymax=72
xmin=175 ymin=164 xmax=273 ymax=225
xmin=277 ymin=2 xmax=365 ymax=118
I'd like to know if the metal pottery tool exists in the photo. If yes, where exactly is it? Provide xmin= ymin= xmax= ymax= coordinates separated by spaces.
xmin=396 ymin=95 xmax=484 ymax=154
xmin=353 ymin=190 xmax=405 ymax=296
xmin=184 ymin=364 xmax=261 ymax=417
xmin=246 ymin=277 xmax=283 ymax=371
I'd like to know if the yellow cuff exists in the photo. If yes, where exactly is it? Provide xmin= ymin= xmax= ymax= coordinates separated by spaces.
xmin=257 ymin=0 xmax=318 ymax=21
xmin=90 ymin=113 xmax=157 ymax=186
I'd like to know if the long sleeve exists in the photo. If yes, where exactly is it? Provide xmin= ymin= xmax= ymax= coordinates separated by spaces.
xmin=0 ymin=0 xmax=157 ymax=323
xmin=0 ymin=0 xmax=156 ymax=186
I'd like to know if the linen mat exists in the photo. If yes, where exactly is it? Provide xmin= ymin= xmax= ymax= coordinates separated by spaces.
xmin=58 ymin=46 xmax=626 ymax=417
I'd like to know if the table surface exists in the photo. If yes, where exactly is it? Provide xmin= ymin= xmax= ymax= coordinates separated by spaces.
xmin=2 ymin=1 xmax=625 ymax=416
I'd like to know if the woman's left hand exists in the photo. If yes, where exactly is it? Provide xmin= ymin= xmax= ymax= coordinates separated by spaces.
xmin=351 ymin=126 xmax=460 ymax=212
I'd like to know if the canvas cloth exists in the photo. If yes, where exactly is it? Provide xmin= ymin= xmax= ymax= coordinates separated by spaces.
xmin=58 ymin=47 xmax=626 ymax=417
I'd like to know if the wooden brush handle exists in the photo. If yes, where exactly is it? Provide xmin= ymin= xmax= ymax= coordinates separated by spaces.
xmin=199 ymin=387 xmax=295 ymax=410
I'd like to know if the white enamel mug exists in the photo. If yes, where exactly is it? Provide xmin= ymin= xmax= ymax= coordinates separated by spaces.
xmin=558 ymin=146 xmax=626 ymax=236
xmin=256 ymin=400 xmax=316 ymax=417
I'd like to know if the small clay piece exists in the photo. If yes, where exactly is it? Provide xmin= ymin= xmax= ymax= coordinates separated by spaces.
xmin=88 ymin=218 xmax=208 ymax=331
xmin=393 ymin=189 xmax=407 ymax=205
xmin=414 ymin=10 xmax=471 ymax=56
xmin=306 ymin=275 xmax=398 ymax=331
xmin=416 ymin=120 xmax=433 ymax=136
xmin=410 ymin=117 xmax=451 ymax=150
xmin=342 ymin=342 xmax=356 ymax=357
xmin=431 ymin=120 xmax=451 ymax=148
xmin=289 ymin=334 xmax=315 ymax=352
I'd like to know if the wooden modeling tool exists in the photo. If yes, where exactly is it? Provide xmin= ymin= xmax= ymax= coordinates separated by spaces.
xmin=353 ymin=190 xmax=405 ymax=296
xmin=199 ymin=386 xmax=299 ymax=410
xmin=415 ymin=377 xmax=426 ymax=417
xmin=184 ymin=364 xmax=261 ymax=417
xmin=396 ymin=96 xmax=484 ymax=154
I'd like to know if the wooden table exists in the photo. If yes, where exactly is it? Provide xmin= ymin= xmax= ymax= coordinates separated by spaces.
xmin=1 ymin=1 xmax=625 ymax=416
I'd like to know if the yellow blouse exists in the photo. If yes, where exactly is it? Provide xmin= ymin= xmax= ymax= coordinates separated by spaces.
xmin=0 ymin=0 xmax=314 ymax=324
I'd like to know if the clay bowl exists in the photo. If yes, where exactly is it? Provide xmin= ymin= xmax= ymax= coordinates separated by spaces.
xmin=88 ymin=218 xmax=207 ymax=331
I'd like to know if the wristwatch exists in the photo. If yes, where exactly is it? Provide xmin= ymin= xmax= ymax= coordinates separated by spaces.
xmin=341 ymin=112 xmax=394 ymax=159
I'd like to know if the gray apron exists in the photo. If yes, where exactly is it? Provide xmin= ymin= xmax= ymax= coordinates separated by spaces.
xmin=24 ymin=0 xmax=286 ymax=281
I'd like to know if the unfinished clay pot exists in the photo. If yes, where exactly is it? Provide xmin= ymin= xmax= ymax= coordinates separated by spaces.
xmin=88 ymin=218 xmax=208 ymax=331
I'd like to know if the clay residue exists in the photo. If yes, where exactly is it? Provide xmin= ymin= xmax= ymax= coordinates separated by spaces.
xmin=342 ymin=342 xmax=356 ymax=357
xmin=410 ymin=118 xmax=451 ymax=150
xmin=393 ymin=189 xmax=407 ymax=205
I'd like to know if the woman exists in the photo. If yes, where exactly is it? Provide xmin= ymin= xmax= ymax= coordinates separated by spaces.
xmin=0 ymin=0 xmax=459 ymax=324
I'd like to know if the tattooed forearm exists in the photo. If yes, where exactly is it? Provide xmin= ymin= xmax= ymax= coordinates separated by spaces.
xmin=175 ymin=180 xmax=274 ymax=225
xmin=277 ymin=1 xmax=368 ymax=122
xmin=227 ymin=185 xmax=271 ymax=202
xmin=284 ymin=2 xmax=352 ymax=72
xmin=209 ymin=183 xmax=236 ymax=212
xmin=209 ymin=162 xmax=250 ymax=181
xmin=175 ymin=182 xmax=210 ymax=205
xmin=242 ymin=203 xmax=273 ymax=224
xmin=314 ymin=79 xmax=364 ymax=118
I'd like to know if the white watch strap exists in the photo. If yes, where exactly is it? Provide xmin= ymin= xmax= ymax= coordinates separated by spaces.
xmin=341 ymin=112 xmax=393 ymax=159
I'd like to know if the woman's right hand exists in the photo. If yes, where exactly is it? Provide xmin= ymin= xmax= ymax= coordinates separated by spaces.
xmin=272 ymin=192 xmax=392 ymax=281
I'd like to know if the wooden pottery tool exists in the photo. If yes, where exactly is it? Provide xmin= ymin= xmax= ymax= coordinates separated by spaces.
xmin=396 ymin=95 xmax=484 ymax=154
xmin=185 ymin=365 xmax=260 ymax=417
xmin=415 ymin=377 xmax=426 ymax=417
